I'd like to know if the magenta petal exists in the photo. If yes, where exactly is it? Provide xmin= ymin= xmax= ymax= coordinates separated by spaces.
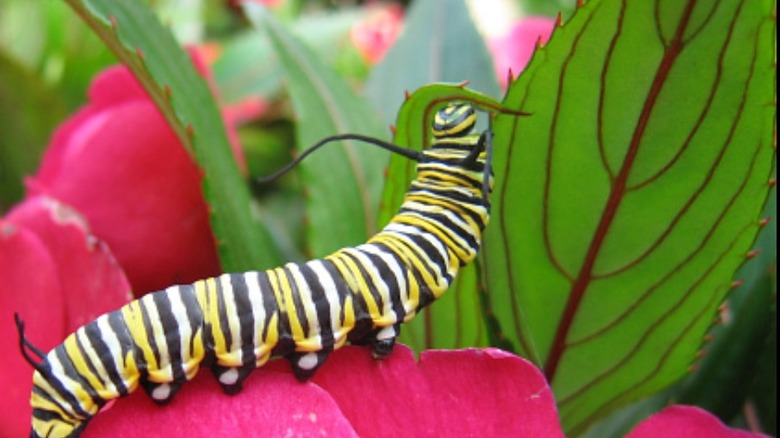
xmin=419 ymin=348 xmax=564 ymax=437
xmin=488 ymin=17 xmax=555 ymax=87
xmin=6 ymin=196 xmax=132 ymax=331
xmin=626 ymin=405 xmax=771 ymax=438
xmin=28 ymin=98 xmax=220 ymax=294
xmin=85 ymin=370 xmax=359 ymax=437
xmin=0 ymin=221 xmax=64 ymax=437
xmin=312 ymin=345 xmax=565 ymax=437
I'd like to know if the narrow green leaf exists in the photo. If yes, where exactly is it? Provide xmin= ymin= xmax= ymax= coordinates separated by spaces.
xmin=245 ymin=4 xmax=389 ymax=257
xmin=0 ymin=52 xmax=67 ymax=211
xmin=62 ymin=0 xmax=282 ymax=272
xmin=365 ymin=0 xmax=501 ymax=126
xmin=486 ymin=0 xmax=776 ymax=433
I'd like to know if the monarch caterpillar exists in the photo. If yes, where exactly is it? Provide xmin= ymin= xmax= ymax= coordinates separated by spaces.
xmin=17 ymin=101 xmax=495 ymax=438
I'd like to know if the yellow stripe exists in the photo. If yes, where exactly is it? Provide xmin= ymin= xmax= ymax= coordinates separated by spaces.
xmin=121 ymin=301 xmax=158 ymax=374
xmin=140 ymin=295 xmax=172 ymax=382
xmin=337 ymin=294 xmax=355 ymax=347
xmin=219 ymin=274 xmax=243 ymax=366
xmin=205 ymin=277 xmax=228 ymax=364
xmin=256 ymin=312 xmax=280 ymax=366
xmin=288 ymin=265 xmax=322 ymax=352
xmin=374 ymin=233 xmax=437 ymax=301
xmin=274 ymin=267 xmax=306 ymax=345
xmin=61 ymin=336 xmax=101 ymax=414
xmin=328 ymin=253 xmax=381 ymax=319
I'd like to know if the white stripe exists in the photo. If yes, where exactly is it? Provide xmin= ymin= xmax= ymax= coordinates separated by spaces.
xmin=287 ymin=263 xmax=322 ymax=350
xmin=343 ymin=247 xmax=397 ymax=326
xmin=308 ymin=260 xmax=346 ymax=345
xmin=244 ymin=271 xmax=267 ymax=361
xmin=140 ymin=295 xmax=171 ymax=380
xmin=166 ymin=286 xmax=194 ymax=378
xmin=219 ymin=274 xmax=242 ymax=362
xmin=95 ymin=314 xmax=128 ymax=382
xmin=76 ymin=326 xmax=117 ymax=397
xmin=46 ymin=349 xmax=84 ymax=418
xmin=360 ymin=243 xmax=410 ymax=317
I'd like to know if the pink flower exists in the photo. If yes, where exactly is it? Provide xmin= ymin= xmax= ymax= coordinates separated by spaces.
xmin=351 ymin=3 xmax=404 ymax=64
xmin=84 ymin=345 xmax=565 ymax=437
xmin=0 ymin=196 xmax=131 ymax=437
xmin=487 ymin=17 xmax=556 ymax=88
xmin=626 ymin=405 xmax=771 ymax=438
xmin=26 ymin=60 xmax=233 ymax=296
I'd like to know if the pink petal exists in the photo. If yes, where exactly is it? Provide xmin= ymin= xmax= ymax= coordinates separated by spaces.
xmin=27 ymin=95 xmax=220 ymax=295
xmin=351 ymin=4 xmax=404 ymax=64
xmin=488 ymin=17 xmax=556 ymax=87
xmin=6 ymin=196 xmax=132 ymax=331
xmin=312 ymin=345 xmax=565 ymax=437
xmin=85 ymin=370 xmax=358 ymax=437
xmin=0 ymin=221 xmax=64 ymax=437
xmin=626 ymin=405 xmax=771 ymax=438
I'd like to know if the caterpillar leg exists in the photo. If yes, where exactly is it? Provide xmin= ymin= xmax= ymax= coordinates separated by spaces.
xmin=212 ymin=363 xmax=255 ymax=395
xmin=141 ymin=380 xmax=184 ymax=405
xmin=371 ymin=324 xmax=400 ymax=359
xmin=288 ymin=350 xmax=332 ymax=382
xmin=349 ymin=324 xmax=401 ymax=359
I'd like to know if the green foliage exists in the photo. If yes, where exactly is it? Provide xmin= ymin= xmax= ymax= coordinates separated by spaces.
xmin=3 ymin=0 xmax=774 ymax=436
xmin=490 ymin=0 xmax=776 ymax=434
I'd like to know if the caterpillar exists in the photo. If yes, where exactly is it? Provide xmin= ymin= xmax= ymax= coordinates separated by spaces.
xmin=16 ymin=101 xmax=494 ymax=438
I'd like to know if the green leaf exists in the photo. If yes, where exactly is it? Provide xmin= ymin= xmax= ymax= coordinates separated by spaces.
xmin=0 ymin=51 xmax=67 ymax=211
xmin=485 ymin=0 xmax=776 ymax=433
xmin=62 ymin=0 xmax=282 ymax=272
xmin=245 ymin=4 xmax=389 ymax=257
xmin=365 ymin=0 xmax=501 ymax=126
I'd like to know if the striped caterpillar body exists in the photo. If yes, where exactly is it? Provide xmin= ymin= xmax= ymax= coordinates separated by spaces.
xmin=17 ymin=102 xmax=494 ymax=438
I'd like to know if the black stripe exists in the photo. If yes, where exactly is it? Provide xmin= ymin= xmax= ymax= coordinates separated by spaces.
xmin=31 ymin=386 xmax=80 ymax=424
xmin=298 ymin=262 xmax=335 ymax=351
xmin=138 ymin=297 xmax=161 ymax=374
xmin=71 ymin=330 xmax=108 ymax=408
xmin=360 ymin=246 xmax=406 ymax=323
xmin=152 ymin=290 xmax=185 ymax=383
xmin=106 ymin=311 xmax=134 ymax=396
xmin=321 ymin=259 xmax=369 ymax=327
xmin=230 ymin=273 xmax=257 ymax=366
xmin=281 ymin=265 xmax=310 ymax=343
xmin=215 ymin=277 xmax=233 ymax=359
xmin=263 ymin=270 xmax=294 ymax=357
xmin=177 ymin=284 xmax=205 ymax=369
xmin=83 ymin=315 xmax=128 ymax=397
xmin=341 ymin=251 xmax=386 ymax=317
xmin=50 ymin=347 xmax=92 ymax=419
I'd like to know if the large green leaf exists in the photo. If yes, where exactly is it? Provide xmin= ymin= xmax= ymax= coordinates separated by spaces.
xmin=244 ymin=4 xmax=389 ymax=258
xmin=62 ymin=0 xmax=281 ymax=272
xmin=485 ymin=0 xmax=776 ymax=434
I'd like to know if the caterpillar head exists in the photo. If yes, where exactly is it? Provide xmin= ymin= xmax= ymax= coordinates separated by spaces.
xmin=432 ymin=102 xmax=477 ymax=139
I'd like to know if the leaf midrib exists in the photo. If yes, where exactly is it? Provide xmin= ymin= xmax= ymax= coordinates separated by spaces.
xmin=543 ymin=0 xmax=699 ymax=382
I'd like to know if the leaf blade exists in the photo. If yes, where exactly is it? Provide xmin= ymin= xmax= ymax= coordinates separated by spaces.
xmin=486 ymin=0 xmax=776 ymax=433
